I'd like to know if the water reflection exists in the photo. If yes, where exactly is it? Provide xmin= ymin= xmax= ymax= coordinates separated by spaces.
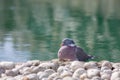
xmin=0 ymin=34 xmax=30 ymax=62
xmin=0 ymin=0 xmax=120 ymax=62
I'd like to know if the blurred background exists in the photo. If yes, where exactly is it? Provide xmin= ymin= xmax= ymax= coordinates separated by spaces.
xmin=0 ymin=0 xmax=120 ymax=62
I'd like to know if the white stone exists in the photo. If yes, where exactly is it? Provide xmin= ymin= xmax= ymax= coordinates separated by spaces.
xmin=63 ymin=76 xmax=74 ymax=80
xmin=26 ymin=73 xmax=39 ymax=80
xmin=84 ymin=61 xmax=98 ymax=69
xmin=101 ymin=74 xmax=111 ymax=80
xmin=60 ymin=71 xmax=72 ymax=78
xmin=57 ymin=66 xmax=69 ymax=74
xmin=87 ymin=69 xmax=100 ymax=78
xmin=0 ymin=61 xmax=15 ymax=69
xmin=111 ymin=72 xmax=120 ymax=80
xmin=72 ymin=68 xmax=86 ymax=79
xmin=101 ymin=61 xmax=112 ymax=69
xmin=48 ymin=73 xmax=59 ymax=80
xmin=91 ymin=76 xmax=101 ymax=80
xmin=27 ymin=60 xmax=40 ymax=66
xmin=39 ymin=62 xmax=59 ymax=70
xmin=44 ymin=69 xmax=55 ymax=75
xmin=80 ymin=73 xmax=88 ymax=80
xmin=112 ymin=63 xmax=120 ymax=69
xmin=70 ymin=61 xmax=84 ymax=71
xmin=5 ymin=70 xmax=17 ymax=76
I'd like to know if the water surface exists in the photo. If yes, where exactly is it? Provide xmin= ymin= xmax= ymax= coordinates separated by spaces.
xmin=0 ymin=0 xmax=120 ymax=62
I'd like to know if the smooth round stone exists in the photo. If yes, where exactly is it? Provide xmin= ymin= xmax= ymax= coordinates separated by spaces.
xmin=63 ymin=76 xmax=74 ymax=80
xmin=31 ymin=66 xmax=40 ymax=73
xmin=15 ymin=75 xmax=24 ymax=80
xmin=0 ymin=61 xmax=15 ymax=69
xmin=87 ymin=69 xmax=100 ymax=78
xmin=44 ymin=69 xmax=55 ymax=75
xmin=101 ymin=61 xmax=112 ymax=69
xmin=111 ymin=72 xmax=120 ymax=80
xmin=80 ymin=73 xmax=88 ymax=80
xmin=19 ymin=67 xmax=31 ymax=75
xmin=60 ymin=71 xmax=72 ymax=78
xmin=84 ymin=61 xmax=98 ymax=69
xmin=112 ymin=63 xmax=120 ymax=69
xmin=72 ymin=68 xmax=86 ymax=79
xmin=91 ymin=76 xmax=101 ymax=80
xmin=5 ymin=70 xmax=18 ymax=76
xmin=25 ymin=73 xmax=39 ymax=80
xmin=101 ymin=74 xmax=111 ymax=80
xmin=39 ymin=62 xmax=59 ymax=70
xmin=48 ymin=73 xmax=59 ymax=80
xmin=27 ymin=60 xmax=40 ymax=66
xmin=70 ymin=61 xmax=84 ymax=71
xmin=0 ymin=67 xmax=5 ymax=74
xmin=57 ymin=66 xmax=69 ymax=74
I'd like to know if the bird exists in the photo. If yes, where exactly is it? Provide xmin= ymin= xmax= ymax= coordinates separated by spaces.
xmin=58 ymin=38 xmax=94 ymax=61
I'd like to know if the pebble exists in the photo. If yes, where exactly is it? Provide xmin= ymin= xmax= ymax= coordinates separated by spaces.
xmin=0 ymin=60 xmax=120 ymax=80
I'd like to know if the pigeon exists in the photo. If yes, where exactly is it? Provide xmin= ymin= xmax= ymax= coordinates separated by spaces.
xmin=58 ymin=38 xmax=94 ymax=61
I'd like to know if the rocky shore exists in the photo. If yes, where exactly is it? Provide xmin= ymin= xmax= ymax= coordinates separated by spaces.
xmin=0 ymin=60 xmax=120 ymax=80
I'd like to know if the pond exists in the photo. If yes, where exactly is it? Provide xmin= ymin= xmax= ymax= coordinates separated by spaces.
xmin=0 ymin=0 xmax=120 ymax=62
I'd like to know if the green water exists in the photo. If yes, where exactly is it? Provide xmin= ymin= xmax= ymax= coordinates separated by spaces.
xmin=0 ymin=0 xmax=120 ymax=62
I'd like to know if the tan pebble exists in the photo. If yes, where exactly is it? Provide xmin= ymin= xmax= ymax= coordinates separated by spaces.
xmin=87 ymin=69 xmax=100 ymax=78
xmin=70 ymin=61 xmax=84 ymax=71
xmin=80 ymin=73 xmax=88 ymax=80
xmin=72 ymin=68 xmax=86 ymax=79
xmin=23 ymin=76 xmax=29 ymax=80
xmin=84 ymin=61 xmax=98 ymax=69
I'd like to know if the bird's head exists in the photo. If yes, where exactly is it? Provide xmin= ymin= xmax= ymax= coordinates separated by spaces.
xmin=61 ymin=38 xmax=76 ymax=47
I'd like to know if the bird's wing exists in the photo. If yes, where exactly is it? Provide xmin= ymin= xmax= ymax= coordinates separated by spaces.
xmin=75 ymin=46 xmax=91 ymax=61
